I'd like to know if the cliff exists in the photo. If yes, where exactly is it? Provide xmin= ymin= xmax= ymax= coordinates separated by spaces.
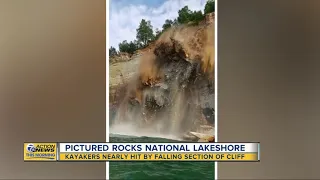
xmin=109 ymin=13 xmax=215 ymax=141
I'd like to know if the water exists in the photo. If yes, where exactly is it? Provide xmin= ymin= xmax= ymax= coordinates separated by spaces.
xmin=109 ymin=134 xmax=215 ymax=180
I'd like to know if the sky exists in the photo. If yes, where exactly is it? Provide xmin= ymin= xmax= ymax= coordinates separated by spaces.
xmin=109 ymin=0 xmax=207 ymax=49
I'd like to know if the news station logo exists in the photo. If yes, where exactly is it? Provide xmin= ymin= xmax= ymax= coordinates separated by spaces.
xmin=26 ymin=144 xmax=36 ymax=152
xmin=24 ymin=143 xmax=57 ymax=161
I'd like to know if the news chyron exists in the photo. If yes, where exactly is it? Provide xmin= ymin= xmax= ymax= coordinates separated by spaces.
xmin=24 ymin=143 xmax=57 ymax=161
xmin=23 ymin=142 xmax=260 ymax=162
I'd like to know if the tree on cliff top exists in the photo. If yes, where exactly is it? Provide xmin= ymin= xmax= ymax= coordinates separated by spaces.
xmin=177 ymin=6 xmax=204 ymax=24
xmin=109 ymin=46 xmax=117 ymax=57
xmin=204 ymin=0 xmax=215 ymax=14
xmin=119 ymin=40 xmax=137 ymax=54
xmin=136 ymin=19 xmax=155 ymax=47
xmin=162 ymin=19 xmax=173 ymax=31
xmin=191 ymin=10 xmax=205 ymax=23
xmin=155 ymin=28 xmax=162 ymax=39
xmin=177 ymin=6 xmax=193 ymax=24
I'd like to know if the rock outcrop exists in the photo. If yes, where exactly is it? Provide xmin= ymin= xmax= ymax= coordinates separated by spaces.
xmin=109 ymin=13 xmax=215 ymax=141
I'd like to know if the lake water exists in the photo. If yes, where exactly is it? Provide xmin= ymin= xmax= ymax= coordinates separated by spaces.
xmin=109 ymin=134 xmax=215 ymax=180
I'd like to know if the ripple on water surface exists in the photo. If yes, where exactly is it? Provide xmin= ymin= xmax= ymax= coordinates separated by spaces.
xmin=109 ymin=134 xmax=215 ymax=180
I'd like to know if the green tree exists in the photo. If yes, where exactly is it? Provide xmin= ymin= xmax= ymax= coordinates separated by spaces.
xmin=133 ymin=40 xmax=142 ymax=50
xmin=118 ymin=40 xmax=137 ymax=54
xmin=162 ymin=19 xmax=173 ymax=31
xmin=177 ymin=6 xmax=192 ymax=24
xmin=155 ymin=28 xmax=162 ymax=40
xmin=177 ymin=6 xmax=193 ymax=24
xmin=172 ymin=18 xmax=179 ymax=26
xmin=191 ymin=10 xmax=204 ymax=24
xmin=204 ymin=0 xmax=215 ymax=14
xmin=128 ymin=41 xmax=137 ymax=53
xmin=118 ymin=40 xmax=129 ymax=53
xmin=109 ymin=46 xmax=117 ymax=57
xmin=177 ymin=6 xmax=204 ymax=25
xmin=136 ymin=19 xmax=155 ymax=46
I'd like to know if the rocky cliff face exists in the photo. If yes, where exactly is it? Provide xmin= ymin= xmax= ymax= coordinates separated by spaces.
xmin=109 ymin=13 xmax=215 ymax=141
